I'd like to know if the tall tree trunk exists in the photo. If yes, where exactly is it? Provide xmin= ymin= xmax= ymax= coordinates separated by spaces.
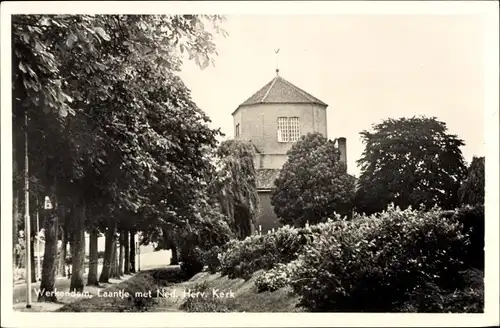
xmin=170 ymin=243 xmax=178 ymax=265
xmin=99 ymin=219 xmax=116 ymax=283
xmin=129 ymin=230 xmax=136 ymax=273
xmin=87 ymin=229 xmax=99 ymax=286
xmin=163 ymin=228 xmax=178 ymax=265
xmin=30 ymin=236 xmax=36 ymax=283
xmin=114 ymin=243 xmax=120 ymax=277
xmin=110 ymin=244 xmax=116 ymax=278
xmin=38 ymin=198 xmax=58 ymax=302
xmin=70 ymin=201 xmax=86 ymax=292
xmin=110 ymin=237 xmax=119 ymax=278
xmin=58 ymin=225 xmax=67 ymax=277
xmin=118 ymin=230 xmax=124 ymax=276
xmin=123 ymin=229 xmax=130 ymax=274
xmin=162 ymin=227 xmax=179 ymax=265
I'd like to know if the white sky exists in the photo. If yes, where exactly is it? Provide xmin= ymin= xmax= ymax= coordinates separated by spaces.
xmin=179 ymin=14 xmax=485 ymax=177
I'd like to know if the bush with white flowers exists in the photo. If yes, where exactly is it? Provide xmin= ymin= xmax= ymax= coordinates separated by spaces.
xmin=219 ymin=225 xmax=315 ymax=280
xmin=289 ymin=205 xmax=470 ymax=312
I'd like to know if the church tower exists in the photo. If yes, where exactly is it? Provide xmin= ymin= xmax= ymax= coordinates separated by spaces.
xmin=232 ymin=69 xmax=328 ymax=170
xmin=232 ymin=68 xmax=340 ymax=232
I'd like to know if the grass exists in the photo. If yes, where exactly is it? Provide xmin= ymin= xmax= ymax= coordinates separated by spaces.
xmin=172 ymin=268 xmax=483 ymax=313
xmin=56 ymin=266 xmax=186 ymax=312
xmin=180 ymin=281 xmax=231 ymax=312
xmin=30 ymin=260 xmax=483 ymax=313
xmin=168 ymin=270 xmax=303 ymax=312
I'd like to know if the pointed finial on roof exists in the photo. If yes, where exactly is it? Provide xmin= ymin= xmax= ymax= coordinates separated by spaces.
xmin=274 ymin=48 xmax=280 ymax=76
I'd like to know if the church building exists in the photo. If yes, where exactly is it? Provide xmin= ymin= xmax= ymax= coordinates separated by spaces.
xmin=232 ymin=69 xmax=347 ymax=232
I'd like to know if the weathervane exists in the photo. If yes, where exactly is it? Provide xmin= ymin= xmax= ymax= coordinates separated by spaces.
xmin=274 ymin=48 xmax=280 ymax=75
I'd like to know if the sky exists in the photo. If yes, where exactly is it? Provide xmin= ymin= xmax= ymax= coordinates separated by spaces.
xmin=178 ymin=14 xmax=485 ymax=177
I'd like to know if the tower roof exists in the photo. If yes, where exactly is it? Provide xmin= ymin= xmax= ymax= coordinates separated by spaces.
xmin=233 ymin=73 xmax=328 ymax=115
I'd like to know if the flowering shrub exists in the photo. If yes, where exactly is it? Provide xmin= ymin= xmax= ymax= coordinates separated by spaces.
xmin=255 ymin=264 xmax=289 ymax=292
xmin=289 ymin=205 xmax=471 ymax=312
xmin=219 ymin=225 xmax=313 ymax=279
xmin=254 ymin=260 xmax=302 ymax=292
xmin=219 ymin=235 xmax=272 ymax=279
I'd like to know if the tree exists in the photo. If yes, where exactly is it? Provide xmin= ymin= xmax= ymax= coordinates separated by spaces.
xmin=459 ymin=156 xmax=485 ymax=206
xmin=12 ymin=14 xmax=227 ymax=300
xmin=214 ymin=139 xmax=259 ymax=239
xmin=129 ymin=229 xmax=136 ymax=273
xmin=355 ymin=116 xmax=467 ymax=214
xmin=68 ymin=198 xmax=86 ymax=292
xmin=12 ymin=14 xmax=117 ymax=300
xmin=87 ymin=227 xmax=100 ymax=286
xmin=271 ymin=132 xmax=356 ymax=227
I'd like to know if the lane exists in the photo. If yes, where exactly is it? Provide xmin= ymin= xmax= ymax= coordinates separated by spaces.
xmin=12 ymin=250 xmax=171 ymax=308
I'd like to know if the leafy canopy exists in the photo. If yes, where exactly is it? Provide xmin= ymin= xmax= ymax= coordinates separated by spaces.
xmin=355 ymin=116 xmax=467 ymax=214
xmin=458 ymin=156 xmax=485 ymax=206
xmin=12 ymin=14 xmax=227 ymax=238
xmin=271 ymin=132 xmax=356 ymax=227
xmin=213 ymin=139 xmax=259 ymax=239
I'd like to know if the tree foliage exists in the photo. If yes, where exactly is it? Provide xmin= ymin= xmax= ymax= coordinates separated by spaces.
xmin=355 ymin=116 xmax=467 ymax=214
xmin=12 ymin=14 xmax=227 ymax=297
xmin=271 ymin=132 xmax=356 ymax=227
xmin=459 ymin=156 xmax=485 ymax=206
xmin=214 ymin=139 xmax=259 ymax=239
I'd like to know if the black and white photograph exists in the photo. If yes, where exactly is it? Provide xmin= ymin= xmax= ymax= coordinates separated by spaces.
xmin=1 ymin=1 xmax=498 ymax=327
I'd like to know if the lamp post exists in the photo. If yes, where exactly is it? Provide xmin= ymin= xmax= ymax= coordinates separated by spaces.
xmin=24 ymin=108 xmax=32 ymax=309
xmin=36 ymin=197 xmax=41 ymax=281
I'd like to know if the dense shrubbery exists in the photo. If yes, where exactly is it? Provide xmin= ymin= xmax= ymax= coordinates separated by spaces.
xmin=450 ymin=205 xmax=484 ymax=270
xmin=202 ymin=245 xmax=224 ymax=274
xmin=255 ymin=262 xmax=294 ymax=292
xmin=212 ymin=204 xmax=484 ymax=313
xmin=288 ymin=205 xmax=479 ymax=312
xmin=179 ymin=247 xmax=205 ymax=279
xmin=176 ymin=207 xmax=234 ymax=277
xmin=396 ymin=268 xmax=484 ymax=313
xmin=218 ymin=225 xmax=314 ymax=279
xmin=219 ymin=235 xmax=269 ymax=280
